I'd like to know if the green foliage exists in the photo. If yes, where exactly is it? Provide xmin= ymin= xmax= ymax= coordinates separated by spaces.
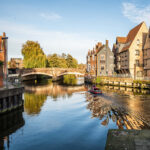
xmin=133 ymin=80 xmax=150 ymax=84
xmin=91 ymin=77 xmax=104 ymax=85
xmin=63 ymin=74 xmax=77 ymax=85
xmin=47 ymin=53 xmax=68 ymax=68
xmin=66 ymin=54 xmax=78 ymax=68
xmin=47 ymin=53 xmax=78 ymax=68
xmin=22 ymin=41 xmax=47 ymax=68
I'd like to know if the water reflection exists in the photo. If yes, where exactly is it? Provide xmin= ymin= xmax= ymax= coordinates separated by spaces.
xmin=0 ymin=108 xmax=25 ymax=150
xmin=86 ymin=90 xmax=150 ymax=130
xmin=24 ymin=93 xmax=47 ymax=115
xmin=24 ymin=82 xmax=86 ymax=115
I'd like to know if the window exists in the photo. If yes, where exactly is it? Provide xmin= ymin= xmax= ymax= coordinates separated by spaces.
xmin=101 ymin=66 xmax=104 ymax=70
xmin=137 ymin=39 xmax=140 ymax=45
xmin=144 ymin=60 xmax=147 ymax=66
xmin=135 ymin=60 xmax=140 ymax=66
xmin=135 ymin=50 xmax=140 ymax=56
xmin=100 ymin=55 xmax=105 ymax=60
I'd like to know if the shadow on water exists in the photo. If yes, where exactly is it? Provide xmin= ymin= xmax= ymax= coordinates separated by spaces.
xmin=0 ymin=108 xmax=25 ymax=150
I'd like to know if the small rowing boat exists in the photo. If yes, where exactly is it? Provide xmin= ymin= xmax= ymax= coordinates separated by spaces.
xmin=89 ymin=87 xmax=102 ymax=95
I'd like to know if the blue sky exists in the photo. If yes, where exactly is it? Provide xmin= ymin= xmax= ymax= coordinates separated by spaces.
xmin=0 ymin=0 xmax=150 ymax=63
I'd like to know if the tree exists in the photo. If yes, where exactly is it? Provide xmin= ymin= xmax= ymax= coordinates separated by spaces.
xmin=66 ymin=54 xmax=78 ymax=68
xmin=21 ymin=41 xmax=47 ymax=68
xmin=47 ymin=54 xmax=61 ymax=67
xmin=47 ymin=53 xmax=68 ymax=68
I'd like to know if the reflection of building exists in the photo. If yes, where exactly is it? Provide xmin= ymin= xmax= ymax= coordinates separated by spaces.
xmin=9 ymin=58 xmax=23 ymax=69
xmin=86 ymin=92 xmax=149 ymax=129
xmin=0 ymin=32 xmax=8 ymax=87
xmin=0 ymin=108 xmax=25 ymax=150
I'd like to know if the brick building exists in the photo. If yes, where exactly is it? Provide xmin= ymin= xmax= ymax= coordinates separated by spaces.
xmin=97 ymin=40 xmax=114 ymax=76
xmin=0 ymin=32 xmax=8 ymax=86
xmin=9 ymin=58 xmax=23 ymax=69
xmin=143 ymin=27 xmax=150 ymax=77
xmin=113 ymin=22 xmax=148 ymax=78
xmin=86 ymin=42 xmax=102 ymax=76
xmin=86 ymin=40 xmax=114 ymax=76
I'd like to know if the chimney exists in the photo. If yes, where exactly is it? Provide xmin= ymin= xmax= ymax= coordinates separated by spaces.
xmin=106 ymin=40 xmax=109 ymax=47
xmin=3 ymin=32 xmax=6 ymax=37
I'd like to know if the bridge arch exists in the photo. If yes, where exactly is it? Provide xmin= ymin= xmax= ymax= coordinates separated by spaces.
xmin=57 ymin=72 xmax=84 ymax=77
xmin=22 ymin=72 xmax=53 ymax=77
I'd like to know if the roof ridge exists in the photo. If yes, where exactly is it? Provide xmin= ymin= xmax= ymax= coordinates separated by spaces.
xmin=121 ymin=22 xmax=145 ymax=52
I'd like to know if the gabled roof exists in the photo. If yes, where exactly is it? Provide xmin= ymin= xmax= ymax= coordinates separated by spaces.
xmin=116 ymin=37 xmax=127 ymax=43
xmin=121 ymin=22 xmax=144 ymax=52
xmin=144 ymin=27 xmax=150 ymax=49
xmin=96 ymin=45 xmax=105 ymax=54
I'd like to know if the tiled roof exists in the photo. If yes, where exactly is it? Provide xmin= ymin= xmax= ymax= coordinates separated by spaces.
xmin=96 ymin=45 xmax=105 ymax=54
xmin=116 ymin=37 xmax=127 ymax=43
xmin=121 ymin=22 xmax=144 ymax=52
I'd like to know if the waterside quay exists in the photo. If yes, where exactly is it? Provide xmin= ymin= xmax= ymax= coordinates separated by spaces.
xmin=0 ymin=86 xmax=24 ymax=114
xmin=85 ymin=76 xmax=150 ymax=89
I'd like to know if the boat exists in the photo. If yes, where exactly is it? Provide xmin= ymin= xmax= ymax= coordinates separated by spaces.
xmin=89 ymin=87 xmax=102 ymax=95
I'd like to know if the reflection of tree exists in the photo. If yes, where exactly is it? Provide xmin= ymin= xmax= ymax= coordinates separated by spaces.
xmin=63 ymin=75 xmax=77 ymax=85
xmin=24 ymin=93 xmax=47 ymax=115
xmin=0 ymin=108 xmax=24 ymax=150
xmin=86 ymin=93 xmax=150 ymax=129
xmin=24 ymin=83 xmax=85 ymax=100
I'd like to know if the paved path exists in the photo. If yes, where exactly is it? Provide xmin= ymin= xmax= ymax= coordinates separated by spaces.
xmin=105 ymin=129 xmax=150 ymax=150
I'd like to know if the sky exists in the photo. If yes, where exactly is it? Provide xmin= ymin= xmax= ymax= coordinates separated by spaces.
xmin=0 ymin=0 xmax=150 ymax=63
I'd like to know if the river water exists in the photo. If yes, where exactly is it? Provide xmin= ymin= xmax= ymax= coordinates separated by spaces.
xmin=0 ymin=80 xmax=150 ymax=150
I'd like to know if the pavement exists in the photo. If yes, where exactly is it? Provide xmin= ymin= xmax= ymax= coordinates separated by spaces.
xmin=105 ymin=129 xmax=150 ymax=150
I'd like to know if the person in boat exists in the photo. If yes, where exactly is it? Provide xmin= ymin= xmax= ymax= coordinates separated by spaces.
xmin=92 ymin=85 xmax=96 ymax=90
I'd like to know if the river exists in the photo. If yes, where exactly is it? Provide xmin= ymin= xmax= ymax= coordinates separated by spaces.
xmin=0 ymin=80 xmax=150 ymax=150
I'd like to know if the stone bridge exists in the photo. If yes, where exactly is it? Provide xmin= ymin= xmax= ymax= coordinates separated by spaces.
xmin=17 ymin=68 xmax=85 ymax=80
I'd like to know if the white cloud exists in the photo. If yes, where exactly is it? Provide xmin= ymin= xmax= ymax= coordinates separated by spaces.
xmin=0 ymin=20 xmax=97 ymax=63
xmin=122 ymin=2 xmax=150 ymax=25
xmin=40 ymin=12 xmax=62 ymax=21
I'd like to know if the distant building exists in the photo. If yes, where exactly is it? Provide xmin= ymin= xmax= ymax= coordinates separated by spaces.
xmin=9 ymin=58 xmax=23 ymax=69
xmin=143 ymin=27 xmax=150 ymax=77
xmin=0 ymin=32 xmax=8 ymax=86
xmin=86 ymin=40 xmax=114 ymax=76
xmin=113 ymin=22 xmax=148 ymax=78
xmin=97 ymin=40 xmax=114 ymax=76
xmin=86 ymin=42 xmax=102 ymax=76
